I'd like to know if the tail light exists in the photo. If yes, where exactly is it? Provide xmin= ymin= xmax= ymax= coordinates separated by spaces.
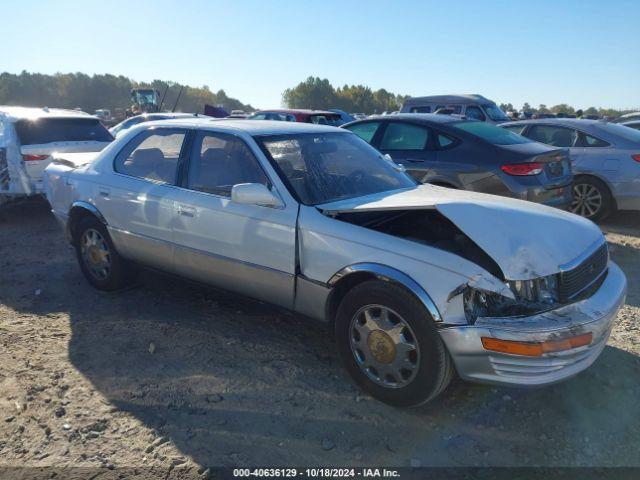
xmin=632 ymin=154 xmax=640 ymax=162
xmin=22 ymin=154 xmax=49 ymax=162
xmin=500 ymin=162 xmax=543 ymax=176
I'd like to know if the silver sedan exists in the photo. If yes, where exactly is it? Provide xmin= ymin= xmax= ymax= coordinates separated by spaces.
xmin=44 ymin=119 xmax=626 ymax=406
xmin=502 ymin=119 xmax=640 ymax=220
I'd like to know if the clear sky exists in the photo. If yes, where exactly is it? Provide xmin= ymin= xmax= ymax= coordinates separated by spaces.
xmin=3 ymin=0 xmax=639 ymax=110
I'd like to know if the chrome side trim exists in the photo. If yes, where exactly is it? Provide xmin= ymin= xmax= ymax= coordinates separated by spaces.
xmin=328 ymin=263 xmax=443 ymax=323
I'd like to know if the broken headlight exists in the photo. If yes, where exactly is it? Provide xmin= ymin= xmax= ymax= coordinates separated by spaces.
xmin=464 ymin=274 xmax=560 ymax=322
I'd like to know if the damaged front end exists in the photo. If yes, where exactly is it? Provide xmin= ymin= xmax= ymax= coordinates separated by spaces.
xmin=461 ymin=273 xmax=561 ymax=323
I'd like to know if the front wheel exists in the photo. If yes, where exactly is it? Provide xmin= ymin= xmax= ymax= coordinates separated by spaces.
xmin=74 ymin=216 xmax=136 ymax=291
xmin=335 ymin=280 xmax=453 ymax=407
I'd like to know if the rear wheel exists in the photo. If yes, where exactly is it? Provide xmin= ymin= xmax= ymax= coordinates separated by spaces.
xmin=74 ymin=216 xmax=135 ymax=291
xmin=570 ymin=176 xmax=613 ymax=221
xmin=335 ymin=280 xmax=453 ymax=407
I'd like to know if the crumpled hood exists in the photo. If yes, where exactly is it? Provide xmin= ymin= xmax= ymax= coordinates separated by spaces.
xmin=317 ymin=185 xmax=604 ymax=280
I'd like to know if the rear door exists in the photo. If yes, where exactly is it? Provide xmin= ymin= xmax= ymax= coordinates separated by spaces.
xmin=96 ymin=127 xmax=189 ymax=271
xmin=168 ymin=129 xmax=297 ymax=308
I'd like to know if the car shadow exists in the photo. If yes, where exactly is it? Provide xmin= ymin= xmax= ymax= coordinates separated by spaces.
xmin=1 ymin=199 xmax=639 ymax=467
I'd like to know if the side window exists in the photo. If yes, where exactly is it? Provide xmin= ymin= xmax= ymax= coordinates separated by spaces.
xmin=465 ymin=106 xmax=486 ymax=121
xmin=502 ymin=124 xmax=526 ymax=135
xmin=577 ymin=133 xmax=610 ymax=147
xmin=187 ymin=132 xmax=269 ymax=197
xmin=379 ymin=122 xmax=429 ymax=151
xmin=345 ymin=122 xmax=381 ymax=144
xmin=437 ymin=133 xmax=456 ymax=149
xmin=409 ymin=106 xmax=431 ymax=113
xmin=449 ymin=105 xmax=462 ymax=114
xmin=527 ymin=125 xmax=577 ymax=147
xmin=114 ymin=129 xmax=185 ymax=183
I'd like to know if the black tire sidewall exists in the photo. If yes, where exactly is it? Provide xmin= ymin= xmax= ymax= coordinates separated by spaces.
xmin=335 ymin=281 xmax=450 ymax=407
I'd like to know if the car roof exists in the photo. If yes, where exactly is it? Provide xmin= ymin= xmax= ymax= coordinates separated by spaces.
xmin=0 ymin=106 xmax=96 ymax=121
xmin=403 ymin=94 xmax=495 ymax=105
xmin=507 ymin=118 xmax=606 ymax=128
xmin=257 ymin=108 xmax=338 ymax=116
xmin=505 ymin=118 xmax=640 ymax=144
xmin=141 ymin=118 xmax=345 ymax=135
xmin=351 ymin=113 xmax=463 ymax=124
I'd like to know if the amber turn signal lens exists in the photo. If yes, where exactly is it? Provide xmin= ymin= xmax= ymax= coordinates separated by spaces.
xmin=481 ymin=333 xmax=593 ymax=357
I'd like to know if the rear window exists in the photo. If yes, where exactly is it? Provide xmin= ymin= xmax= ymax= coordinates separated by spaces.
xmin=453 ymin=120 xmax=532 ymax=145
xmin=598 ymin=123 xmax=640 ymax=143
xmin=15 ymin=118 xmax=113 ymax=145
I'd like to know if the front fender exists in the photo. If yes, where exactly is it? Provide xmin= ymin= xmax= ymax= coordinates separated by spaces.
xmin=327 ymin=263 xmax=443 ymax=323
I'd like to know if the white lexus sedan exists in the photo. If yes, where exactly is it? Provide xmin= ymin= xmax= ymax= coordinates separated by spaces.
xmin=44 ymin=119 xmax=627 ymax=407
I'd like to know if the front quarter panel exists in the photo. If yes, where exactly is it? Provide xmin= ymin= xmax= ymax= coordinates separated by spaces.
xmin=298 ymin=205 xmax=493 ymax=325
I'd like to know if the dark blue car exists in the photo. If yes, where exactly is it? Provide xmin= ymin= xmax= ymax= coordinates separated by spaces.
xmin=342 ymin=113 xmax=573 ymax=209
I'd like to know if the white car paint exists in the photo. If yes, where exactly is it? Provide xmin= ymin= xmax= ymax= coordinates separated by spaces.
xmin=317 ymin=184 xmax=603 ymax=280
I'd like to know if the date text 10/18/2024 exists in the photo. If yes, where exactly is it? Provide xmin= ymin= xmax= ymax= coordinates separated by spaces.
xmin=233 ymin=468 xmax=401 ymax=478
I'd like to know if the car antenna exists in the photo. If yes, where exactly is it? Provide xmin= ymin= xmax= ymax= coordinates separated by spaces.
xmin=172 ymin=85 xmax=184 ymax=113
xmin=158 ymin=84 xmax=170 ymax=112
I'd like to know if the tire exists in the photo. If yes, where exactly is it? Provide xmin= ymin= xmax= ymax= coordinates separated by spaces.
xmin=335 ymin=280 xmax=453 ymax=407
xmin=571 ymin=176 xmax=613 ymax=222
xmin=73 ymin=216 xmax=135 ymax=291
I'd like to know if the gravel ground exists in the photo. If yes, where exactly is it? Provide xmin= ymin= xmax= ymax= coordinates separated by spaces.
xmin=0 ymin=199 xmax=638 ymax=475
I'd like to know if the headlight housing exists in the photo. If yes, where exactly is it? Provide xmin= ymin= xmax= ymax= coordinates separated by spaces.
xmin=464 ymin=274 xmax=560 ymax=322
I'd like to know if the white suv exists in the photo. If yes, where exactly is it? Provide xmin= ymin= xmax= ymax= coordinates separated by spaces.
xmin=0 ymin=106 xmax=113 ymax=204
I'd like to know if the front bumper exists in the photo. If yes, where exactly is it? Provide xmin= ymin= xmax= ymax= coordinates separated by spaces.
xmin=439 ymin=262 xmax=627 ymax=387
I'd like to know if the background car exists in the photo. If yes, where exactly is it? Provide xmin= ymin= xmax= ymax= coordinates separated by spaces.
xmin=343 ymin=114 xmax=573 ymax=209
xmin=328 ymin=108 xmax=356 ymax=125
xmin=613 ymin=112 xmax=640 ymax=124
xmin=248 ymin=109 xmax=342 ymax=125
xmin=400 ymin=94 xmax=510 ymax=124
xmin=620 ymin=120 xmax=640 ymax=131
xmin=502 ymin=119 xmax=640 ymax=220
xmin=109 ymin=112 xmax=198 ymax=138
xmin=0 ymin=106 xmax=113 ymax=204
xmin=247 ymin=111 xmax=296 ymax=121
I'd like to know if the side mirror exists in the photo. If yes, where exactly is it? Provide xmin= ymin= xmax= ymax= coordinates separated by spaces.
xmin=231 ymin=183 xmax=282 ymax=208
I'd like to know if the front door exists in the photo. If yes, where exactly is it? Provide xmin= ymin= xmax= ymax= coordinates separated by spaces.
xmin=169 ymin=130 xmax=297 ymax=308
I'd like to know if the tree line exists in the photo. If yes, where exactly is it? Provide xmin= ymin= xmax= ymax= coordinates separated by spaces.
xmin=283 ymin=77 xmax=635 ymax=117
xmin=0 ymin=71 xmax=253 ymax=115
xmin=282 ymin=77 xmax=409 ymax=114
xmin=497 ymin=102 xmax=632 ymax=118
xmin=0 ymin=71 xmax=635 ymax=118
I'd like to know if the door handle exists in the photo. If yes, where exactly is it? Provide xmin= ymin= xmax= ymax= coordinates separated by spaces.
xmin=98 ymin=188 xmax=110 ymax=197
xmin=177 ymin=205 xmax=196 ymax=217
xmin=404 ymin=158 xmax=425 ymax=163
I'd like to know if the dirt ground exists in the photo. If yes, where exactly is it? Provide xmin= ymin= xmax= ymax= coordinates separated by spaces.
xmin=0 ymin=199 xmax=639 ymax=475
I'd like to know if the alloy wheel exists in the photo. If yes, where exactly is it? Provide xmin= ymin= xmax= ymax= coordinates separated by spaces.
xmin=349 ymin=305 xmax=420 ymax=389
xmin=80 ymin=228 xmax=111 ymax=281
xmin=571 ymin=183 xmax=602 ymax=218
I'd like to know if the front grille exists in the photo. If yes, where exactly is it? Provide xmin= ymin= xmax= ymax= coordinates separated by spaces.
xmin=558 ymin=242 xmax=608 ymax=302
xmin=0 ymin=148 xmax=8 ymax=190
